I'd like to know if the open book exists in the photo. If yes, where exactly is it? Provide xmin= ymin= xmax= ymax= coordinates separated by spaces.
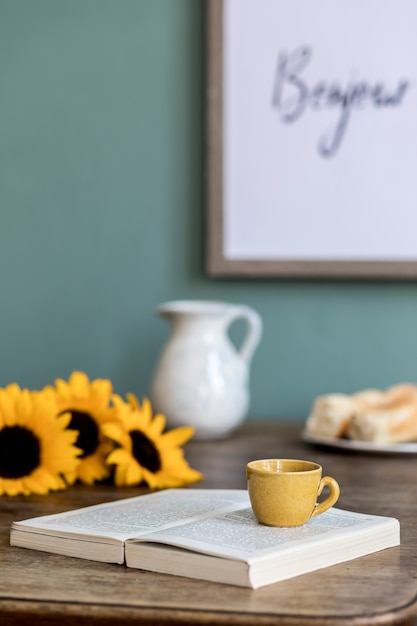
xmin=10 ymin=489 xmax=400 ymax=589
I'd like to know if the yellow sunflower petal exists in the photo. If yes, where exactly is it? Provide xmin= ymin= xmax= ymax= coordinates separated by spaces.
xmin=16 ymin=389 xmax=32 ymax=423
xmin=125 ymin=460 xmax=142 ymax=485
xmin=162 ymin=426 xmax=196 ymax=447
xmin=101 ymin=423 xmax=126 ymax=446
xmin=64 ymin=470 xmax=77 ymax=486
xmin=90 ymin=378 xmax=113 ymax=403
xmin=55 ymin=410 xmax=73 ymax=430
xmin=0 ymin=390 xmax=16 ymax=426
xmin=161 ymin=458 xmax=204 ymax=483
xmin=111 ymin=393 xmax=126 ymax=410
xmin=68 ymin=371 xmax=90 ymax=396
xmin=142 ymin=468 xmax=160 ymax=490
xmin=140 ymin=397 xmax=153 ymax=426
xmin=76 ymin=453 xmax=110 ymax=485
xmin=148 ymin=412 xmax=166 ymax=436
xmin=126 ymin=392 xmax=140 ymax=410
xmin=54 ymin=378 xmax=70 ymax=398
xmin=107 ymin=448 xmax=132 ymax=465
xmin=114 ymin=463 xmax=129 ymax=486
xmin=5 ymin=383 xmax=20 ymax=396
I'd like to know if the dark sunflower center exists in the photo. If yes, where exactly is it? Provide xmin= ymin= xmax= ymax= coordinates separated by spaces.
xmin=0 ymin=425 xmax=41 ymax=479
xmin=130 ymin=430 xmax=161 ymax=473
xmin=66 ymin=410 xmax=99 ymax=458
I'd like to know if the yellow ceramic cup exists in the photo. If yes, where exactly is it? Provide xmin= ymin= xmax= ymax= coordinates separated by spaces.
xmin=246 ymin=459 xmax=340 ymax=527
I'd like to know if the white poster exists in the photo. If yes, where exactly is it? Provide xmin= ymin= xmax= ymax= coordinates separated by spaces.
xmin=208 ymin=0 xmax=417 ymax=277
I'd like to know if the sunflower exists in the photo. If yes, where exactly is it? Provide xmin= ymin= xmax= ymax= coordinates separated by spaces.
xmin=44 ymin=371 xmax=118 ymax=485
xmin=103 ymin=394 xmax=203 ymax=489
xmin=0 ymin=384 xmax=80 ymax=496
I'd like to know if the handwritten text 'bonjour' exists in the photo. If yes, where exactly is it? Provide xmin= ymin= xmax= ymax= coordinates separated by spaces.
xmin=271 ymin=46 xmax=409 ymax=158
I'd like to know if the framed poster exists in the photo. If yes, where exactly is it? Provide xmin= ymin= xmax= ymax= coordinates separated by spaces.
xmin=206 ymin=0 xmax=417 ymax=278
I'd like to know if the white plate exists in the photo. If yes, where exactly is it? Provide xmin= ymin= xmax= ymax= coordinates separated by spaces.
xmin=302 ymin=430 xmax=417 ymax=455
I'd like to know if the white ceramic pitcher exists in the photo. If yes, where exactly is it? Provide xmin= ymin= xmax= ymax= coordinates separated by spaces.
xmin=150 ymin=300 xmax=262 ymax=439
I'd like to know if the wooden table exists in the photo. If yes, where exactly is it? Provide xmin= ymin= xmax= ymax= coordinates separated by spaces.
xmin=1 ymin=421 xmax=417 ymax=626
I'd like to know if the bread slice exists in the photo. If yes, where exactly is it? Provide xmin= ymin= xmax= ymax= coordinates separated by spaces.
xmin=348 ymin=383 xmax=417 ymax=443
xmin=353 ymin=388 xmax=386 ymax=409
xmin=347 ymin=398 xmax=417 ymax=443
xmin=385 ymin=383 xmax=417 ymax=404
xmin=305 ymin=394 xmax=358 ymax=438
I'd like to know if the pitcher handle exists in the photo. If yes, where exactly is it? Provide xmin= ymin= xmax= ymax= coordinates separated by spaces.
xmin=228 ymin=305 xmax=263 ymax=364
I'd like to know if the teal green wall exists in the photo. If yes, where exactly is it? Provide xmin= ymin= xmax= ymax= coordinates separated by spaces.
xmin=1 ymin=0 xmax=417 ymax=420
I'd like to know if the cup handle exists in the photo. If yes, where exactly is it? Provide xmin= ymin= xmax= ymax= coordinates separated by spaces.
xmin=311 ymin=476 xmax=340 ymax=518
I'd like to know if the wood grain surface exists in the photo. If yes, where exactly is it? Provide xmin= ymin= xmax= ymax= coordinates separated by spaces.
xmin=1 ymin=421 xmax=417 ymax=626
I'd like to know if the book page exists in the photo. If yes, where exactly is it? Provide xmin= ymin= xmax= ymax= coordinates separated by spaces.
xmin=12 ymin=489 xmax=250 ymax=541
xmin=128 ymin=507 xmax=398 ymax=560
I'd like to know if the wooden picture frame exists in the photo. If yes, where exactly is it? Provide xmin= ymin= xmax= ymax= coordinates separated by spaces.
xmin=205 ymin=0 xmax=417 ymax=279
